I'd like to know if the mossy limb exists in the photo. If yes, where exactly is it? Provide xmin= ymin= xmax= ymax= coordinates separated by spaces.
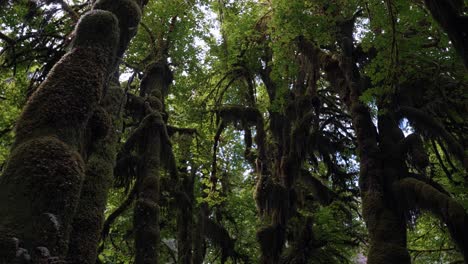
xmin=93 ymin=0 xmax=142 ymax=57
xmin=395 ymin=177 xmax=468 ymax=260
xmin=14 ymin=47 xmax=115 ymax=149
xmin=72 ymin=10 xmax=120 ymax=55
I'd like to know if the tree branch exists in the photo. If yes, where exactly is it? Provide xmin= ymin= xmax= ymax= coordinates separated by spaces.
xmin=394 ymin=177 xmax=468 ymax=260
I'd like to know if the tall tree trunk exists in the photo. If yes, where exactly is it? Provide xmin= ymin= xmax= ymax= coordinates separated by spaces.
xmin=0 ymin=9 xmax=119 ymax=262
xmin=192 ymin=203 xmax=208 ymax=264
xmin=177 ymin=168 xmax=194 ymax=264
xmin=66 ymin=1 xmax=143 ymax=263
xmin=315 ymin=18 xmax=412 ymax=261
xmin=133 ymin=59 xmax=173 ymax=264
xmin=134 ymin=116 xmax=162 ymax=264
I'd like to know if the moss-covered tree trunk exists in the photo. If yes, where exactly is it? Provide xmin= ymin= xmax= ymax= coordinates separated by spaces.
xmin=176 ymin=164 xmax=195 ymax=264
xmin=0 ymin=9 xmax=120 ymax=262
xmin=132 ymin=59 xmax=172 ymax=264
xmin=316 ymin=17 xmax=411 ymax=262
xmin=192 ymin=202 xmax=208 ymax=264
xmin=66 ymin=1 xmax=143 ymax=263
xmin=134 ymin=116 xmax=162 ymax=264
xmin=252 ymin=44 xmax=321 ymax=263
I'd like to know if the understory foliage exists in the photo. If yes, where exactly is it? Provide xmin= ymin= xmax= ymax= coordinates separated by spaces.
xmin=0 ymin=0 xmax=467 ymax=263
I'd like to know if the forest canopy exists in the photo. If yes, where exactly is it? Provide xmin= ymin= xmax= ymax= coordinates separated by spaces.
xmin=0 ymin=0 xmax=467 ymax=263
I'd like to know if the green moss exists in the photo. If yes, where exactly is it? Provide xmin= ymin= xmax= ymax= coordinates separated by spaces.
xmin=395 ymin=178 xmax=468 ymax=259
xmin=134 ymin=198 xmax=160 ymax=263
xmin=93 ymin=0 xmax=142 ymax=56
xmin=93 ymin=0 xmax=141 ymax=29
xmin=68 ymin=93 xmax=120 ymax=263
xmin=68 ymin=150 xmax=113 ymax=263
xmin=0 ymin=8 xmax=121 ymax=256
xmin=0 ymin=136 xmax=84 ymax=256
xmin=88 ymin=106 xmax=111 ymax=141
xmin=361 ymin=189 xmax=411 ymax=264
xmin=72 ymin=10 xmax=119 ymax=53
xmin=101 ymin=86 xmax=125 ymax=122
xmin=147 ymin=96 xmax=163 ymax=112
xmin=14 ymin=48 xmax=112 ymax=149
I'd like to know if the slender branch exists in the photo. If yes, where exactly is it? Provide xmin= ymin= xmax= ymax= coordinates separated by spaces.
xmin=408 ymin=247 xmax=456 ymax=253
xmin=101 ymin=185 xmax=138 ymax=241
xmin=55 ymin=0 xmax=80 ymax=22
xmin=0 ymin=126 xmax=13 ymax=138
xmin=140 ymin=22 xmax=158 ymax=56
xmin=0 ymin=31 xmax=15 ymax=45
xmin=430 ymin=139 xmax=459 ymax=184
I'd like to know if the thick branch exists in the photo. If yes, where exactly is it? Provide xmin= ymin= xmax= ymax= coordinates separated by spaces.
xmin=394 ymin=178 xmax=468 ymax=260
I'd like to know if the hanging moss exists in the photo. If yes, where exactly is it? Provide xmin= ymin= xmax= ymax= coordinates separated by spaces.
xmin=397 ymin=133 xmax=429 ymax=170
xmin=299 ymin=170 xmax=334 ymax=206
xmin=281 ymin=217 xmax=318 ymax=264
xmin=254 ymin=175 xmax=290 ymax=225
xmin=204 ymin=217 xmax=236 ymax=264
xmin=398 ymin=106 xmax=465 ymax=165
xmin=216 ymin=105 xmax=262 ymax=128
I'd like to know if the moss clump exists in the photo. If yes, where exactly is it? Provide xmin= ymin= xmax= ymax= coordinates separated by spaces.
xmin=0 ymin=137 xmax=84 ymax=255
xmin=147 ymin=96 xmax=163 ymax=112
xmin=93 ymin=0 xmax=141 ymax=30
xmin=217 ymin=105 xmax=262 ymax=128
xmin=72 ymin=10 xmax=119 ymax=53
xmin=102 ymin=86 xmax=125 ymax=120
xmin=14 ymin=48 xmax=114 ymax=149
xmin=87 ymin=106 xmax=111 ymax=141
xmin=93 ymin=0 xmax=142 ymax=56
xmin=361 ymin=189 xmax=411 ymax=264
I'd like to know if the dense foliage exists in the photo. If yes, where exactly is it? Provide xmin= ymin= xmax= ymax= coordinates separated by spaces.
xmin=0 ymin=0 xmax=466 ymax=263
